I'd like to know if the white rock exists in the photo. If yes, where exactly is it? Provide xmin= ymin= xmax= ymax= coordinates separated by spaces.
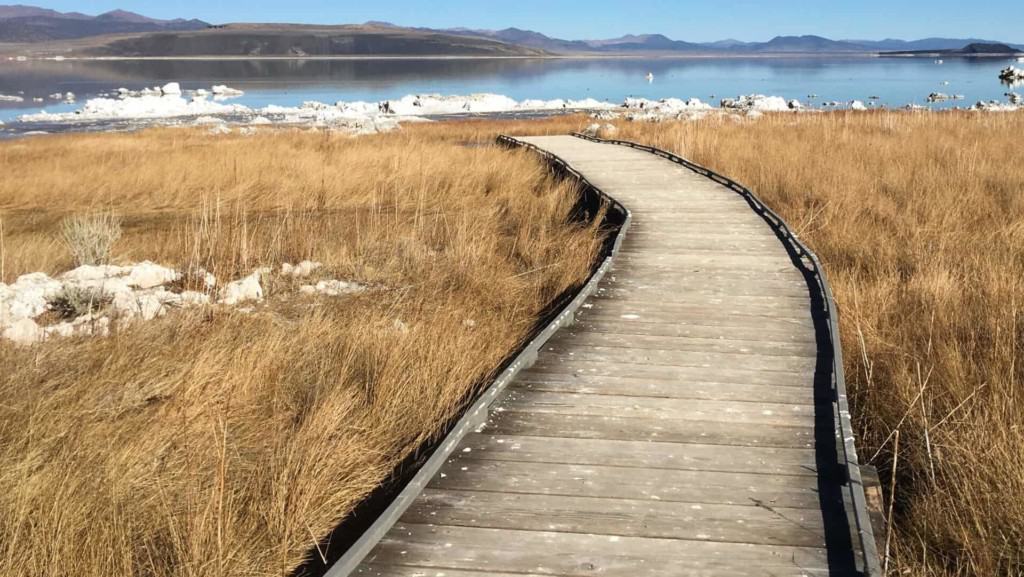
xmin=218 ymin=271 xmax=264 ymax=305
xmin=3 ymin=317 xmax=43 ymax=345
xmin=1 ymin=273 xmax=63 ymax=323
xmin=61 ymin=262 xmax=178 ymax=292
xmin=161 ymin=82 xmax=182 ymax=96
xmin=999 ymin=66 xmax=1024 ymax=83
xmin=721 ymin=94 xmax=791 ymax=112
xmin=113 ymin=290 xmax=168 ymax=321
xmin=199 ymin=269 xmax=217 ymax=288
xmin=178 ymin=291 xmax=211 ymax=306
xmin=299 ymin=279 xmax=364 ymax=297
xmin=128 ymin=261 xmax=180 ymax=289
xmin=211 ymin=85 xmax=244 ymax=97
xmin=19 ymin=93 xmax=250 ymax=123
xmin=43 ymin=314 xmax=110 ymax=339
xmin=281 ymin=260 xmax=322 ymax=278
xmin=582 ymin=123 xmax=602 ymax=137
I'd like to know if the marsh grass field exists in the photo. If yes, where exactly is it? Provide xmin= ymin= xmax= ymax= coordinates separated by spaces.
xmin=0 ymin=124 xmax=604 ymax=576
xmin=1 ymin=110 xmax=1023 ymax=577
xmin=605 ymin=111 xmax=1024 ymax=576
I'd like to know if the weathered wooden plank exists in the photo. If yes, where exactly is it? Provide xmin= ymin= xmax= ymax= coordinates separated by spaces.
xmin=514 ymin=375 xmax=815 ymax=404
xmin=595 ymin=288 xmax=813 ymax=308
xmin=614 ymin=256 xmax=800 ymax=274
xmin=405 ymin=489 xmax=829 ymax=547
xmin=460 ymin=433 xmax=819 ymax=476
xmin=536 ymin=346 xmax=820 ymax=374
xmin=580 ymin=299 xmax=821 ymax=322
xmin=577 ymin=306 xmax=816 ymax=329
xmin=429 ymin=458 xmax=824 ymax=509
xmin=485 ymin=411 xmax=816 ymax=449
xmin=496 ymin=389 xmax=818 ymax=427
xmin=356 ymin=565 xmax=546 ymax=577
xmin=572 ymin=318 xmax=817 ymax=343
xmin=583 ymin=300 xmax=816 ymax=322
xmin=548 ymin=330 xmax=817 ymax=357
xmin=525 ymin=359 xmax=817 ymax=388
xmin=372 ymin=524 xmax=835 ymax=576
xmin=604 ymin=266 xmax=808 ymax=283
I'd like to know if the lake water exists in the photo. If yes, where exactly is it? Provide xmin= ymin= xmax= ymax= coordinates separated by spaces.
xmin=0 ymin=56 xmax=1020 ymax=123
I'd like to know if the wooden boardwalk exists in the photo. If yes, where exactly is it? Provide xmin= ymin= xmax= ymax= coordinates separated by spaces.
xmin=351 ymin=136 xmax=865 ymax=576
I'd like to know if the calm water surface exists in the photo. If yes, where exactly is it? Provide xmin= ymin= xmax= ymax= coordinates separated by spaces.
xmin=0 ymin=56 xmax=1019 ymax=122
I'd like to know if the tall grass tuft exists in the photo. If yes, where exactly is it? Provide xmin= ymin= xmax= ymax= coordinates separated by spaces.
xmin=60 ymin=212 xmax=122 ymax=266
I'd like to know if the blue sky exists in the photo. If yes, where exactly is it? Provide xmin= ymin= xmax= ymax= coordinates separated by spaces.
xmin=31 ymin=1 xmax=1023 ymax=43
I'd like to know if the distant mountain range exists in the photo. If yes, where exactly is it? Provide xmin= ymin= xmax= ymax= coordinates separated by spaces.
xmin=0 ymin=5 xmax=1021 ymax=57
xmin=882 ymin=42 xmax=1021 ymax=56
xmin=425 ymin=25 xmax=1024 ymax=54
xmin=0 ymin=4 xmax=208 ymax=42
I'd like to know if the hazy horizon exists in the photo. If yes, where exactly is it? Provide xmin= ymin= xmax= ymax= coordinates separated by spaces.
xmin=6 ymin=1 xmax=1023 ymax=45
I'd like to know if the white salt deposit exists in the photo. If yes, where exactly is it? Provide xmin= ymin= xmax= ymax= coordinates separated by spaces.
xmin=281 ymin=261 xmax=322 ymax=278
xmin=12 ymin=83 xmax=840 ymax=135
xmin=999 ymin=66 xmax=1024 ymax=83
xmin=299 ymin=279 xmax=364 ymax=296
xmin=212 ymin=85 xmax=244 ymax=98
xmin=161 ymin=82 xmax=182 ymax=96
xmin=218 ymin=270 xmax=264 ymax=305
xmin=113 ymin=289 xmax=169 ymax=321
xmin=2 ymin=257 xmax=371 ymax=346
xmin=19 ymin=93 xmax=248 ymax=122
xmin=44 ymin=314 xmax=110 ymax=339
xmin=3 ymin=318 xmax=43 ymax=345
xmin=61 ymin=261 xmax=180 ymax=292
xmin=1 ymin=272 xmax=63 ymax=324
xmin=971 ymin=100 xmax=1020 ymax=112
xmin=720 ymin=94 xmax=791 ymax=112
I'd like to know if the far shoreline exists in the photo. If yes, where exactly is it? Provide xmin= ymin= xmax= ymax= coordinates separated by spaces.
xmin=3 ymin=52 xmax=892 ymax=62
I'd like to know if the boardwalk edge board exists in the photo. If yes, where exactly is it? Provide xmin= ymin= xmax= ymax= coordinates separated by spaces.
xmin=321 ymin=135 xmax=632 ymax=577
xmin=572 ymin=132 xmax=882 ymax=576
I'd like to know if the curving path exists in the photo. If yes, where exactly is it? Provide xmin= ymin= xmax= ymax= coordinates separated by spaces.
xmin=347 ymin=135 xmax=874 ymax=577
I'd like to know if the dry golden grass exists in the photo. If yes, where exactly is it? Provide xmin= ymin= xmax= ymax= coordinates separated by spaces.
xmin=0 ymin=123 xmax=603 ymax=577
xmin=605 ymin=111 xmax=1024 ymax=576
xmin=4 ymin=110 xmax=1020 ymax=577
